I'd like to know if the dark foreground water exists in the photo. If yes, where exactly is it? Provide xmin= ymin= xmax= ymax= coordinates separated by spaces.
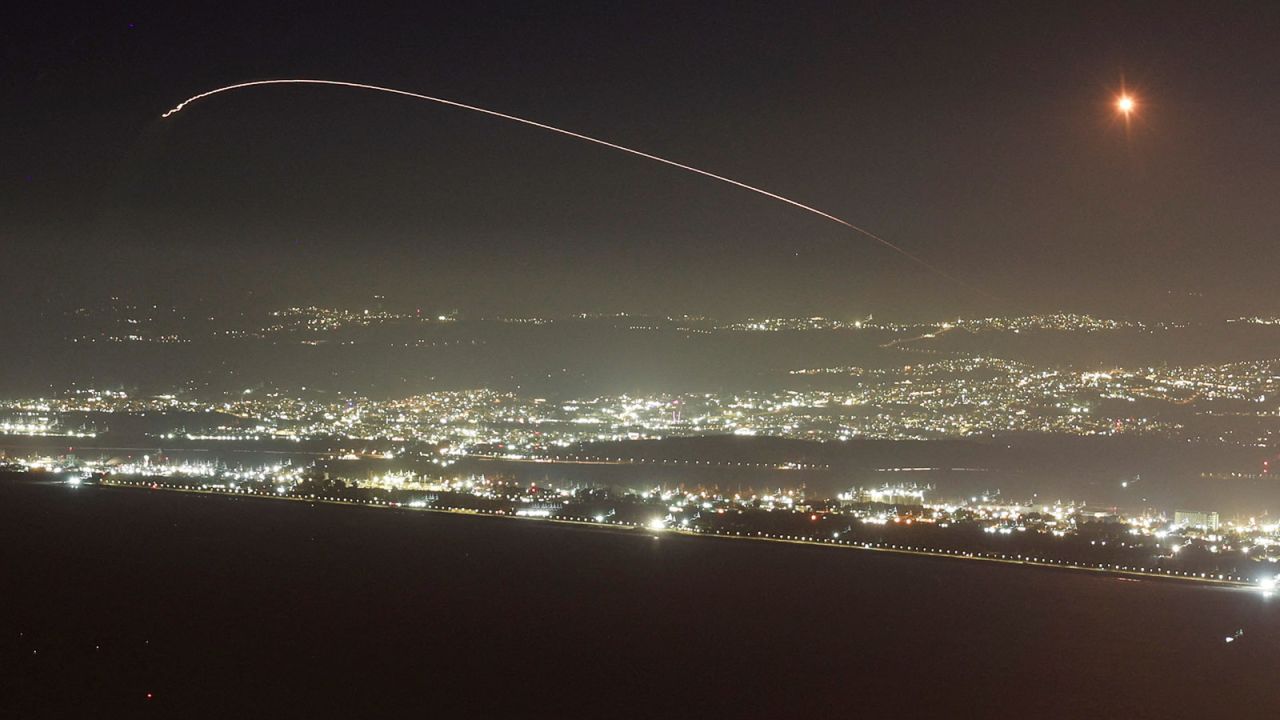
xmin=4 ymin=480 xmax=1279 ymax=718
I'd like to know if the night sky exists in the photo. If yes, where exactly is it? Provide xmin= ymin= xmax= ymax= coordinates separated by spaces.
xmin=5 ymin=1 xmax=1279 ymax=318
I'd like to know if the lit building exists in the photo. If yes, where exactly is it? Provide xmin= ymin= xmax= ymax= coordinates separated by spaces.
xmin=1175 ymin=510 xmax=1220 ymax=531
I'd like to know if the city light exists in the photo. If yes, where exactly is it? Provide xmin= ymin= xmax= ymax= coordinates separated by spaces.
xmin=5 ymin=445 xmax=1273 ymax=591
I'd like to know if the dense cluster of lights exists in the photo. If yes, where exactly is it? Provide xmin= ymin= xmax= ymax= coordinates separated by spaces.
xmin=3 ymin=351 xmax=1277 ymax=450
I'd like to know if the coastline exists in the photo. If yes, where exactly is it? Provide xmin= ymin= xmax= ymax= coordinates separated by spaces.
xmin=92 ymin=476 xmax=1258 ymax=590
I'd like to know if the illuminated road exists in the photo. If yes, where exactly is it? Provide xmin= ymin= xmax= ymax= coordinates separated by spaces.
xmin=464 ymin=453 xmax=829 ymax=470
xmin=713 ymin=530 xmax=1254 ymax=589
xmin=0 ymin=443 xmax=331 ymax=457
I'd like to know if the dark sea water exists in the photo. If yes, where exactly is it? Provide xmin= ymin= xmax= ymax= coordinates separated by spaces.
xmin=4 ymin=480 xmax=1279 ymax=718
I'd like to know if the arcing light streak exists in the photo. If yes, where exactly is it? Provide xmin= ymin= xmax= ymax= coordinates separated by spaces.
xmin=164 ymin=79 xmax=980 ymax=295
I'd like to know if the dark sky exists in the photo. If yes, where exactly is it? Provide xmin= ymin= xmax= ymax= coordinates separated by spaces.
xmin=4 ymin=1 xmax=1278 ymax=318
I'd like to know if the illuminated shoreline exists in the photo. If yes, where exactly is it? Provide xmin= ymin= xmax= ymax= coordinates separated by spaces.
xmin=94 ymin=477 xmax=1260 ymax=590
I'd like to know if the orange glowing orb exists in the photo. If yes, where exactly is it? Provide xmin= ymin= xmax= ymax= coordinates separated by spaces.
xmin=1116 ymin=95 xmax=1136 ymax=115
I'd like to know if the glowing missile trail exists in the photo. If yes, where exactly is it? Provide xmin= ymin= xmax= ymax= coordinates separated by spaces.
xmin=163 ymin=79 xmax=982 ymax=295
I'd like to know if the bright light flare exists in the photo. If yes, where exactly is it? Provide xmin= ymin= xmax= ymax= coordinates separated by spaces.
xmin=1116 ymin=94 xmax=1136 ymax=116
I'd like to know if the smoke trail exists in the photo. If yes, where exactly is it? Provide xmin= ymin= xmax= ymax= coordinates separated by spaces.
xmin=163 ymin=79 xmax=982 ymax=296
